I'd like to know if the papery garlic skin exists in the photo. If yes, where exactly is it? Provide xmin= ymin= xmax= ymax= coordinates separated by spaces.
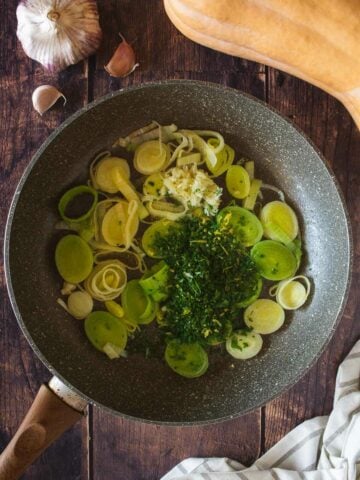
xmin=32 ymin=85 xmax=66 ymax=115
xmin=105 ymin=33 xmax=139 ymax=78
xmin=16 ymin=0 xmax=102 ymax=72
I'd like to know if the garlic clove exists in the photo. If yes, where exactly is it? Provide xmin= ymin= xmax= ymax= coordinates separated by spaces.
xmin=105 ymin=33 xmax=139 ymax=78
xmin=32 ymin=85 xmax=66 ymax=116
xmin=16 ymin=0 xmax=102 ymax=72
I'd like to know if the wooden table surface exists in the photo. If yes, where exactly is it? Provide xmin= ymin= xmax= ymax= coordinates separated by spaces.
xmin=1 ymin=1 xmax=360 ymax=479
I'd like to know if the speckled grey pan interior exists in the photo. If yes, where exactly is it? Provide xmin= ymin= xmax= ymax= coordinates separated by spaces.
xmin=5 ymin=80 xmax=352 ymax=425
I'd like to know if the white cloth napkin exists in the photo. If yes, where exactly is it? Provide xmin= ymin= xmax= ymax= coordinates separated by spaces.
xmin=161 ymin=340 xmax=360 ymax=480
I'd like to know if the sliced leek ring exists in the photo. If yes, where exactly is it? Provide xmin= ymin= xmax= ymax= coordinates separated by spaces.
xmin=111 ymin=168 xmax=140 ymax=203
xmin=58 ymin=185 xmax=98 ymax=224
xmin=101 ymin=200 xmax=139 ymax=248
xmin=193 ymin=130 xmax=225 ymax=154
xmin=177 ymin=152 xmax=202 ymax=167
xmin=244 ymin=160 xmax=255 ymax=180
xmin=217 ymin=206 xmax=263 ymax=247
xmin=110 ymin=168 xmax=149 ymax=220
xmin=142 ymin=219 xmax=179 ymax=257
xmin=207 ymin=139 xmax=234 ymax=176
xmin=101 ymin=201 xmax=128 ymax=246
xmin=121 ymin=199 xmax=139 ymax=247
xmin=244 ymin=299 xmax=285 ymax=334
xmin=180 ymin=131 xmax=218 ymax=168
xmin=271 ymin=275 xmax=311 ymax=310
xmin=134 ymin=140 xmax=170 ymax=174
xmin=165 ymin=340 xmax=209 ymax=378
xmin=92 ymin=156 xmax=130 ymax=193
xmin=105 ymin=300 xmax=125 ymax=318
xmin=250 ymin=240 xmax=297 ymax=281
xmin=243 ymin=179 xmax=262 ymax=211
xmin=67 ymin=291 xmax=93 ymax=319
xmin=139 ymin=261 xmax=170 ymax=302
xmin=85 ymin=311 xmax=127 ymax=354
xmin=55 ymin=234 xmax=93 ymax=284
xmin=146 ymin=199 xmax=187 ymax=221
xmin=143 ymin=173 xmax=164 ymax=197
xmin=226 ymin=330 xmax=263 ymax=360
xmin=260 ymin=201 xmax=299 ymax=243
xmin=226 ymin=165 xmax=251 ymax=199
xmin=236 ymin=279 xmax=263 ymax=308
xmin=121 ymin=279 xmax=156 ymax=325
xmin=84 ymin=260 xmax=127 ymax=301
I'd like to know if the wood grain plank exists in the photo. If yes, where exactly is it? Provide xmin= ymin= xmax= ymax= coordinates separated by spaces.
xmin=89 ymin=1 xmax=264 ymax=478
xmin=263 ymin=69 xmax=360 ymax=450
xmin=91 ymin=413 xmax=260 ymax=480
xmin=0 ymin=0 xmax=90 ymax=478
xmin=93 ymin=0 xmax=266 ymax=95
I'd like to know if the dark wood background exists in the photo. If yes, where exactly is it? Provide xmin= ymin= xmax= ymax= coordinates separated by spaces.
xmin=1 ymin=1 xmax=359 ymax=479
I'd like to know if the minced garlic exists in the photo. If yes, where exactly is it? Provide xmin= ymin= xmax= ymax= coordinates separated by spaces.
xmin=162 ymin=165 xmax=222 ymax=215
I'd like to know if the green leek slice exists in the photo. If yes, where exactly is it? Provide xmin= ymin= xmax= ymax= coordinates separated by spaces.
xmin=226 ymin=165 xmax=251 ymax=199
xmin=217 ymin=206 xmax=263 ymax=247
xmin=142 ymin=219 xmax=179 ymax=257
xmin=85 ymin=311 xmax=127 ymax=354
xmin=139 ymin=261 xmax=170 ymax=302
xmin=58 ymin=185 xmax=98 ymax=224
xmin=134 ymin=140 xmax=170 ymax=174
xmin=244 ymin=299 xmax=285 ymax=334
xmin=165 ymin=340 xmax=209 ymax=378
xmin=121 ymin=279 xmax=156 ymax=324
xmin=251 ymin=240 xmax=297 ymax=280
xmin=260 ymin=201 xmax=299 ymax=242
xmin=55 ymin=234 xmax=93 ymax=284
xmin=226 ymin=330 xmax=263 ymax=359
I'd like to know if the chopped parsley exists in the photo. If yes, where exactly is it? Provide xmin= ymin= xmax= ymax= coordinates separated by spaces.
xmin=153 ymin=216 xmax=260 ymax=343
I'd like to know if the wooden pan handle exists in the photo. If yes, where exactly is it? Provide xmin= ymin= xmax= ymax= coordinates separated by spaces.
xmin=0 ymin=381 xmax=86 ymax=480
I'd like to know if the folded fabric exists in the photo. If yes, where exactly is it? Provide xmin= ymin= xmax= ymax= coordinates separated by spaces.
xmin=161 ymin=340 xmax=360 ymax=480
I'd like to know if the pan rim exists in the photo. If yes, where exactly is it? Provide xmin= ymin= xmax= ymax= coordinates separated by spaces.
xmin=4 ymin=79 xmax=353 ymax=426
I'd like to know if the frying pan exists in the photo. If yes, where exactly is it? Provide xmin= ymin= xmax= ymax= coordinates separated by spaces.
xmin=1 ymin=80 xmax=352 ymax=478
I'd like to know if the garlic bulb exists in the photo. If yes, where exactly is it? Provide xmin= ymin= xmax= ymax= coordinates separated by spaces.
xmin=16 ymin=0 xmax=102 ymax=72
xmin=32 ymin=85 xmax=66 ymax=115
